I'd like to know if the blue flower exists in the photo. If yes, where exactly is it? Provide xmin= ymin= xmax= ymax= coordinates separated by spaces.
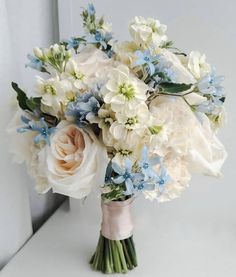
xmin=66 ymin=89 xmax=102 ymax=127
xmin=112 ymin=160 xmax=136 ymax=195
xmin=17 ymin=116 xmax=56 ymax=145
xmin=26 ymin=54 xmax=44 ymax=71
xmin=64 ymin=37 xmax=83 ymax=50
xmin=198 ymin=69 xmax=224 ymax=97
xmin=156 ymin=166 xmax=171 ymax=190
xmin=87 ymin=3 xmax=96 ymax=15
xmin=139 ymin=146 xmax=161 ymax=180
xmin=155 ymin=55 xmax=176 ymax=81
xmin=196 ymin=97 xmax=224 ymax=115
xmin=87 ymin=31 xmax=112 ymax=49
xmin=134 ymin=50 xmax=158 ymax=75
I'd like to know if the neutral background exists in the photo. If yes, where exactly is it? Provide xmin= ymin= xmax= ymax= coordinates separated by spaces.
xmin=0 ymin=0 xmax=64 ymax=269
xmin=1 ymin=0 xmax=236 ymax=274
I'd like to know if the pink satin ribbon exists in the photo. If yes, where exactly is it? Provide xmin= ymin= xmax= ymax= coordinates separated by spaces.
xmin=101 ymin=198 xmax=134 ymax=240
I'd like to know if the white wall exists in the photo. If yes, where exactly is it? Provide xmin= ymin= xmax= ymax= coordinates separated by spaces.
xmin=0 ymin=0 xmax=64 ymax=269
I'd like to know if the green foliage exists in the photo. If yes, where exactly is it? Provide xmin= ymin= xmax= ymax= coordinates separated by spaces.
xmin=11 ymin=82 xmax=29 ymax=111
xmin=101 ymin=184 xmax=127 ymax=202
xmin=26 ymin=97 xmax=41 ymax=111
xmin=159 ymin=82 xmax=192 ymax=93
xmin=12 ymin=82 xmax=43 ymax=112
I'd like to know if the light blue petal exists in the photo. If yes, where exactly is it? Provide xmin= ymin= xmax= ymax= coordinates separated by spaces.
xmin=114 ymin=175 xmax=125 ymax=184
xmin=112 ymin=163 xmax=124 ymax=175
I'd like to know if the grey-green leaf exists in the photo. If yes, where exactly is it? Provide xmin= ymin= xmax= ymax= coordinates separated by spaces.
xmin=159 ymin=82 xmax=192 ymax=93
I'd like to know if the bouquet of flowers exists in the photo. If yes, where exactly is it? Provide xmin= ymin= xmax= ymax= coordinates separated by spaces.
xmin=8 ymin=3 xmax=227 ymax=274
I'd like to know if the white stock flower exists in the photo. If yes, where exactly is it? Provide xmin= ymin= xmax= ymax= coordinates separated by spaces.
xmin=102 ymin=64 xmax=148 ymax=112
xmin=129 ymin=16 xmax=167 ymax=47
xmin=36 ymin=76 xmax=72 ymax=116
xmin=112 ymin=41 xmax=140 ymax=66
xmin=188 ymin=51 xmax=211 ymax=80
xmin=109 ymin=102 xmax=150 ymax=141
xmin=112 ymin=137 xmax=142 ymax=167
xmin=46 ymin=121 xmax=109 ymax=198
xmin=62 ymin=59 xmax=88 ymax=90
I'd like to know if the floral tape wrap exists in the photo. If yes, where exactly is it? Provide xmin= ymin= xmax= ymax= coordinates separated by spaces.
xmin=101 ymin=198 xmax=134 ymax=240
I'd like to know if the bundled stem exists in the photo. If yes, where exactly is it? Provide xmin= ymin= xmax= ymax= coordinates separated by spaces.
xmin=90 ymin=234 xmax=137 ymax=274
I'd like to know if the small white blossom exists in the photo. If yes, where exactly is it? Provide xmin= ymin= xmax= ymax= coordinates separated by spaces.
xmin=102 ymin=64 xmax=148 ymax=112
xmin=129 ymin=16 xmax=167 ymax=47
xmin=188 ymin=51 xmax=211 ymax=80
xmin=36 ymin=76 xmax=72 ymax=116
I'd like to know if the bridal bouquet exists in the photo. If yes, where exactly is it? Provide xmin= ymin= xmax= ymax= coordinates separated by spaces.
xmin=8 ymin=3 xmax=227 ymax=274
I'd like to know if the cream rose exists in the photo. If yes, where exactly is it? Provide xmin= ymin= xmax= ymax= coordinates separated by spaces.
xmin=46 ymin=121 xmax=109 ymax=198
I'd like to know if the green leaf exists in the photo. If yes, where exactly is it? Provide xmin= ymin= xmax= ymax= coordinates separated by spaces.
xmin=11 ymin=82 xmax=29 ymax=110
xmin=159 ymin=82 xmax=192 ymax=93
xmin=26 ymin=97 xmax=42 ymax=111
xmin=162 ymin=41 xmax=174 ymax=48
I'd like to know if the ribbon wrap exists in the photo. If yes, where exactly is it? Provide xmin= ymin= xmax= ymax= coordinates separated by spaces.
xmin=101 ymin=198 xmax=134 ymax=241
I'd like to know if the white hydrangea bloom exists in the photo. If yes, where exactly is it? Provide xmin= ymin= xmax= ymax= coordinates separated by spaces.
xmin=150 ymin=96 xmax=227 ymax=177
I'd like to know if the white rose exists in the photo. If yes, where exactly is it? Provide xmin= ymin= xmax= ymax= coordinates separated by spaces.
xmin=46 ymin=121 xmax=109 ymax=198
xmin=188 ymin=51 xmax=211 ymax=80
xmin=129 ymin=16 xmax=167 ymax=47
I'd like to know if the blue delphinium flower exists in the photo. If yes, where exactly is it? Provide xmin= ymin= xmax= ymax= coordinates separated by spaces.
xmin=26 ymin=54 xmax=44 ymax=71
xmin=134 ymin=50 xmax=158 ymax=75
xmin=66 ymin=88 xmax=102 ymax=127
xmin=17 ymin=116 xmax=56 ymax=145
xmin=86 ymin=31 xmax=112 ymax=49
xmin=139 ymin=146 xmax=161 ymax=180
xmin=87 ymin=3 xmax=96 ymax=15
xmin=112 ymin=159 xmax=137 ymax=195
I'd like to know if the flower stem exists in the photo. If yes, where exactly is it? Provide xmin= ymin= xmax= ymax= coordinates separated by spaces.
xmin=90 ymin=234 xmax=138 ymax=274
